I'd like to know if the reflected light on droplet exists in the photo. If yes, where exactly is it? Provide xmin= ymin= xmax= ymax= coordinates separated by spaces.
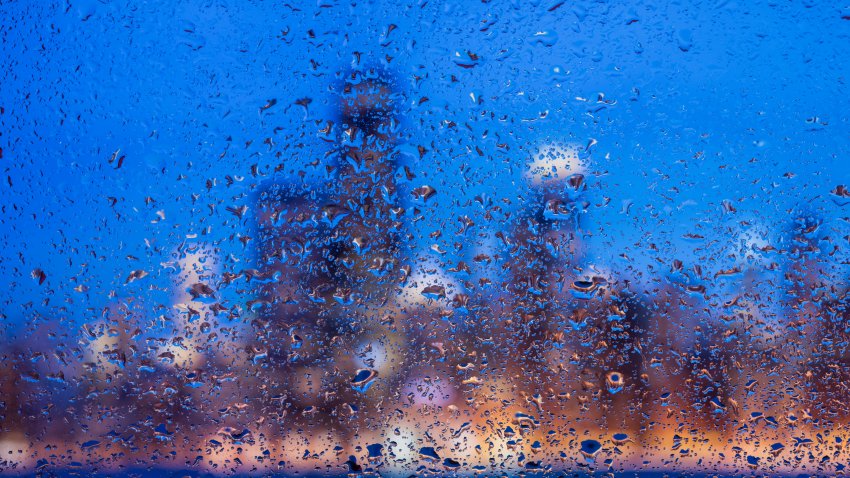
xmin=397 ymin=260 xmax=460 ymax=308
xmin=0 ymin=435 xmax=33 ymax=469
xmin=525 ymin=142 xmax=586 ymax=187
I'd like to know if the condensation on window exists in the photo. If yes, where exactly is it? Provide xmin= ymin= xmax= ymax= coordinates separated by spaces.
xmin=1 ymin=1 xmax=850 ymax=476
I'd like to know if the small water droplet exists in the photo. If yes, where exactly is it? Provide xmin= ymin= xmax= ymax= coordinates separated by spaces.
xmin=419 ymin=446 xmax=440 ymax=462
xmin=606 ymin=371 xmax=624 ymax=394
xmin=612 ymin=433 xmax=630 ymax=445
xmin=580 ymin=439 xmax=602 ymax=460
xmin=351 ymin=368 xmax=379 ymax=392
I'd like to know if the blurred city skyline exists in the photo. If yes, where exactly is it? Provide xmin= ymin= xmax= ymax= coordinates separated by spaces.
xmin=2 ymin=0 xmax=850 ymax=476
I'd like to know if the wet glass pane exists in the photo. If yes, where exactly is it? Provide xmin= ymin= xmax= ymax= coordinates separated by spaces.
xmin=2 ymin=1 xmax=849 ymax=476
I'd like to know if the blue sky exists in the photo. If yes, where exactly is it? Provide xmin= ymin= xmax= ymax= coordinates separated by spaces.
xmin=1 ymin=0 xmax=849 ymax=336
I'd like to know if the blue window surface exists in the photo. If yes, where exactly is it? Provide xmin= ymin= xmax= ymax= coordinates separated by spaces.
xmin=1 ymin=1 xmax=850 ymax=476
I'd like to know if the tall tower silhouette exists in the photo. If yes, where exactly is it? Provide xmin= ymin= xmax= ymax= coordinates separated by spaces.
xmin=250 ymin=65 xmax=408 ymax=456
